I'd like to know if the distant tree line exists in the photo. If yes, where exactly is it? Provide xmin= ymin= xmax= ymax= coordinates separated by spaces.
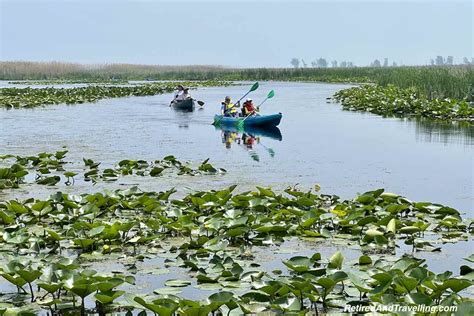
xmin=291 ymin=56 xmax=473 ymax=68
xmin=430 ymin=56 xmax=474 ymax=66
xmin=290 ymin=58 xmax=355 ymax=68
xmin=369 ymin=58 xmax=397 ymax=67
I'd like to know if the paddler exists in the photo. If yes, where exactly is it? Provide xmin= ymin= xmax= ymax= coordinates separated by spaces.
xmin=174 ymin=85 xmax=191 ymax=100
xmin=242 ymin=98 xmax=258 ymax=117
xmin=221 ymin=96 xmax=239 ymax=117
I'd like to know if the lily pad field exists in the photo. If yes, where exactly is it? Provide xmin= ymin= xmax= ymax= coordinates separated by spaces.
xmin=0 ymin=77 xmax=473 ymax=316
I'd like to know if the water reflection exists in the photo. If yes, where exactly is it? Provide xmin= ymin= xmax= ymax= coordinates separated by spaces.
xmin=172 ymin=106 xmax=197 ymax=129
xmin=409 ymin=118 xmax=473 ymax=145
xmin=215 ymin=125 xmax=282 ymax=161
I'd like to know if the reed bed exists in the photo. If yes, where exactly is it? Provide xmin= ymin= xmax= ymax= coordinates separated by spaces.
xmin=2 ymin=62 xmax=472 ymax=100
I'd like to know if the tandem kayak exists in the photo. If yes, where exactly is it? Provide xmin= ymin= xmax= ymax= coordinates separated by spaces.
xmin=213 ymin=113 xmax=282 ymax=127
xmin=171 ymin=98 xmax=194 ymax=111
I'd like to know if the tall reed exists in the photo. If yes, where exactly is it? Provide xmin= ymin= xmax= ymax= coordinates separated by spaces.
xmin=1 ymin=61 xmax=472 ymax=100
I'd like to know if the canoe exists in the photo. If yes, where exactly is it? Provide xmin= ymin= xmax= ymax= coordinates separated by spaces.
xmin=214 ymin=125 xmax=282 ymax=141
xmin=171 ymin=98 xmax=194 ymax=111
xmin=214 ymin=113 xmax=282 ymax=127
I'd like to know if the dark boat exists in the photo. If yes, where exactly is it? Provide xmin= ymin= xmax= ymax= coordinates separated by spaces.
xmin=171 ymin=98 xmax=194 ymax=111
xmin=213 ymin=113 xmax=282 ymax=127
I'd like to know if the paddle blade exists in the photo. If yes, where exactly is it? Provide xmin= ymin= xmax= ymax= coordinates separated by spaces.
xmin=250 ymin=82 xmax=259 ymax=92
xmin=267 ymin=148 xmax=275 ymax=157
xmin=236 ymin=124 xmax=244 ymax=133
xmin=267 ymin=90 xmax=275 ymax=99
xmin=236 ymin=119 xmax=245 ymax=128
xmin=197 ymin=100 xmax=205 ymax=106
xmin=212 ymin=116 xmax=221 ymax=126
xmin=249 ymin=151 xmax=260 ymax=162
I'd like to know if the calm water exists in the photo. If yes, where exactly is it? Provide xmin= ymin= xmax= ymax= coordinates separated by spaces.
xmin=1 ymin=81 xmax=473 ymax=307
xmin=1 ymin=81 xmax=472 ymax=215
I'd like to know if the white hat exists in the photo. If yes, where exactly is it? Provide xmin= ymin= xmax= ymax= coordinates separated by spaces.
xmin=246 ymin=98 xmax=252 ymax=102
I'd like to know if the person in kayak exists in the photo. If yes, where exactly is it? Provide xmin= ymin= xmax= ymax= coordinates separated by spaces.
xmin=242 ymin=98 xmax=258 ymax=117
xmin=221 ymin=96 xmax=239 ymax=117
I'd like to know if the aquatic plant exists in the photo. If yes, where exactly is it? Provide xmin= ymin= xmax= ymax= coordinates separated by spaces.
xmin=0 ymin=151 xmax=472 ymax=314
xmin=0 ymin=80 xmax=228 ymax=108
xmin=0 ymin=152 xmax=225 ymax=189
xmin=0 ymin=164 xmax=28 ymax=189
xmin=0 ymin=184 xmax=472 ymax=315
xmin=332 ymin=84 xmax=474 ymax=122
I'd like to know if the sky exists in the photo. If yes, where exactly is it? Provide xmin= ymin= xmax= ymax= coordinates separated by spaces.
xmin=1 ymin=0 xmax=472 ymax=67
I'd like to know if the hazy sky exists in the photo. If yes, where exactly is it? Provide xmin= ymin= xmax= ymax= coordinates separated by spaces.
xmin=1 ymin=0 xmax=472 ymax=67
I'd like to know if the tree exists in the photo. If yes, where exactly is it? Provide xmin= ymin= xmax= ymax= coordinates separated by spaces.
xmin=347 ymin=62 xmax=354 ymax=67
xmin=290 ymin=58 xmax=300 ymax=68
xmin=301 ymin=59 xmax=308 ymax=68
xmin=435 ymin=56 xmax=444 ymax=66
xmin=311 ymin=61 xmax=317 ymax=67
xmin=371 ymin=59 xmax=381 ymax=67
xmin=446 ymin=56 xmax=453 ymax=65
xmin=392 ymin=62 xmax=397 ymax=67
xmin=383 ymin=58 xmax=389 ymax=67
xmin=459 ymin=57 xmax=474 ymax=65
xmin=430 ymin=59 xmax=435 ymax=65
xmin=331 ymin=60 xmax=338 ymax=68
xmin=316 ymin=58 xmax=328 ymax=68
xmin=340 ymin=61 xmax=347 ymax=68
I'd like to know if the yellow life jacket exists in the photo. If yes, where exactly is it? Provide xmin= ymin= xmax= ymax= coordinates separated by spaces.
xmin=223 ymin=101 xmax=237 ymax=114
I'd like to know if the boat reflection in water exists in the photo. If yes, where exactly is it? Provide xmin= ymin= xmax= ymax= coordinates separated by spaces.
xmin=215 ymin=125 xmax=282 ymax=161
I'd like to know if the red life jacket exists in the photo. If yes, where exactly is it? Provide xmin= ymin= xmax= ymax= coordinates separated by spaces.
xmin=243 ymin=101 xmax=256 ymax=115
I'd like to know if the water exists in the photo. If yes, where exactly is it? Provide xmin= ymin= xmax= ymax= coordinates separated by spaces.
xmin=1 ymin=236 xmax=471 ymax=307
xmin=1 ymin=81 xmax=473 ymax=310
xmin=1 ymin=81 xmax=472 ymax=215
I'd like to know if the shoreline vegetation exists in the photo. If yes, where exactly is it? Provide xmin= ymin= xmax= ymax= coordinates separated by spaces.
xmin=1 ymin=61 xmax=472 ymax=99
xmin=8 ymin=79 xmax=130 ymax=85
xmin=0 ymin=81 xmax=227 ymax=109
xmin=0 ymin=152 xmax=472 ymax=315
xmin=1 ymin=61 xmax=473 ymax=122
xmin=332 ymin=85 xmax=474 ymax=122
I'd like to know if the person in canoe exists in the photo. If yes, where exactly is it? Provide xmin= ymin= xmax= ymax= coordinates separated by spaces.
xmin=171 ymin=85 xmax=191 ymax=104
xmin=242 ymin=98 xmax=258 ymax=117
xmin=221 ymin=96 xmax=239 ymax=117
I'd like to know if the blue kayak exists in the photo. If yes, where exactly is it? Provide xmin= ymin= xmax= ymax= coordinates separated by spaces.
xmin=213 ymin=113 xmax=282 ymax=127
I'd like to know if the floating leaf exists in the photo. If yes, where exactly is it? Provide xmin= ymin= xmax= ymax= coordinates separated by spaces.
xmin=164 ymin=279 xmax=191 ymax=287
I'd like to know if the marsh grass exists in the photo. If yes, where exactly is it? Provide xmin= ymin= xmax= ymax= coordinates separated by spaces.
xmin=2 ymin=61 xmax=472 ymax=100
